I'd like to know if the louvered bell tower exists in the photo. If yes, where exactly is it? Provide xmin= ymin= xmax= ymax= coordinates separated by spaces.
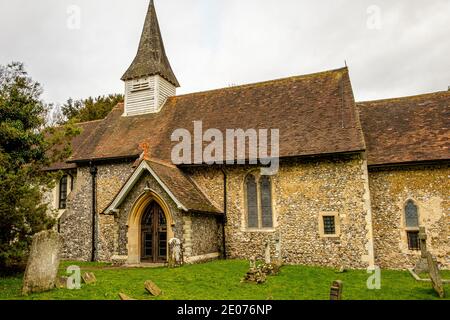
xmin=121 ymin=0 xmax=180 ymax=116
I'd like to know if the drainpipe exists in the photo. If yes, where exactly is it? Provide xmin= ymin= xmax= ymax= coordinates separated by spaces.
xmin=221 ymin=166 xmax=227 ymax=259
xmin=89 ymin=161 xmax=98 ymax=262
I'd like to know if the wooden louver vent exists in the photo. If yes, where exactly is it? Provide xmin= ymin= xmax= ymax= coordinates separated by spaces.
xmin=131 ymin=82 xmax=151 ymax=93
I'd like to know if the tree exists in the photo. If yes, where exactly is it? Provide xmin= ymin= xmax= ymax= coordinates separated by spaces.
xmin=61 ymin=98 xmax=84 ymax=122
xmin=60 ymin=94 xmax=124 ymax=124
xmin=0 ymin=62 xmax=79 ymax=269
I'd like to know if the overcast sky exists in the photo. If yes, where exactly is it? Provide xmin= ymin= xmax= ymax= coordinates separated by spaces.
xmin=0 ymin=0 xmax=449 ymax=105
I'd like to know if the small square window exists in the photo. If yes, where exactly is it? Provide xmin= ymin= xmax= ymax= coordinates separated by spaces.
xmin=323 ymin=216 xmax=336 ymax=235
xmin=407 ymin=231 xmax=420 ymax=251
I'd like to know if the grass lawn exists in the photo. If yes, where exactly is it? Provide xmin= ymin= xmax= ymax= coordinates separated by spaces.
xmin=1 ymin=260 xmax=449 ymax=300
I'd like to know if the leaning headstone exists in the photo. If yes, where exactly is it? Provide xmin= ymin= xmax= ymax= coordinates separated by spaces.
xmin=264 ymin=242 xmax=271 ymax=264
xmin=168 ymin=238 xmax=183 ymax=268
xmin=330 ymin=280 xmax=343 ymax=300
xmin=82 ymin=272 xmax=97 ymax=285
xmin=413 ymin=227 xmax=429 ymax=274
xmin=22 ymin=230 xmax=61 ymax=295
xmin=427 ymin=253 xmax=445 ymax=298
xmin=119 ymin=293 xmax=136 ymax=300
xmin=144 ymin=280 xmax=162 ymax=296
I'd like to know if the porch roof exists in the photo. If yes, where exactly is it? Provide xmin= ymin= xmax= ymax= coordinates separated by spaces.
xmin=103 ymin=159 xmax=222 ymax=215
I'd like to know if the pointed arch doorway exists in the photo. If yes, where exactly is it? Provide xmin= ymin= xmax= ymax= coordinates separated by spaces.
xmin=141 ymin=201 xmax=167 ymax=263
xmin=126 ymin=191 xmax=174 ymax=265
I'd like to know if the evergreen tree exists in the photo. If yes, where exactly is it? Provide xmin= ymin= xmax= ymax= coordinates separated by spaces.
xmin=60 ymin=94 xmax=124 ymax=124
xmin=0 ymin=62 xmax=79 ymax=269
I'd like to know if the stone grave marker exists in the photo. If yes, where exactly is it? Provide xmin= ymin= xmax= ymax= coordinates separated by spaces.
xmin=413 ymin=227 xmax=429 ymax=274
xmin=119 ymin=293 xmax=136 ymax=300
xmin=330 ymin=280 xmax=343 ymax=300
xmin=22 ymin=230 xmax=61 ymax=295
xmin=427 ymin=252 xmax=445 ymax=298
xmin=145 ymin=280 xmax=162 ymax=296
xmin=274 ymin=233 xmax=282 ymax=260
xmin=82 ymin=272 xmax=97 ymax=285
xmin=264 ymin=241 xmax=271 ymax=264
xmin=168 ymin=238 xmax=183 ymax=268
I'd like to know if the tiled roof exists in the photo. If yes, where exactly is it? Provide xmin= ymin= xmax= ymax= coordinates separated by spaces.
xmin=70 ymin=67 xmax=366 ymax=163
xmin=103 ymin=159 xmax=221 ymax=214
xmin=44 ymin=120 xmax=101 ymax=171
xmin=146 ymin=160 xmax=221 ymax=214
xmin=358 ymin=91 xmax=450 ymax=166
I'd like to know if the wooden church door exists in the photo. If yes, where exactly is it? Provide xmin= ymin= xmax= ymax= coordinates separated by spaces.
xmin=141 ymin=202 xmax=167 ymax=263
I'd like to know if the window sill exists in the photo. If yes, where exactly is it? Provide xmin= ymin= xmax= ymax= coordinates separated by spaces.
xmin=243 ymin=228 xmax=276 ymax=233
xmin=321 ymin=234 xmax=340 ymax=239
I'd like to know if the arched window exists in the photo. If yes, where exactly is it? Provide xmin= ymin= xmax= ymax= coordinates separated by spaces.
xmin=405 ymin=200 xmax=420 ymax=250
xmin=405 ymin=200 xmax=419 ymax=228
xmin=260 ymin=176 xmax=273 ymax=228
xmin=246 ymin=174 xmax=258 ymax=228
xmin=245 ymin=173 xmax=274 ymax=229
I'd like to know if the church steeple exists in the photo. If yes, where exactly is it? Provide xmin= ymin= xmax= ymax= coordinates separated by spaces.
xmin=122 ymin=0 xmax=179 ymax=86
xmin=122 ymin=1 xmax=179 ymax=116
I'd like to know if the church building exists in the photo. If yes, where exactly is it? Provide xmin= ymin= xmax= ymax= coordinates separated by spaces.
xmin=45 ymin=1 xmax=449 ymax=270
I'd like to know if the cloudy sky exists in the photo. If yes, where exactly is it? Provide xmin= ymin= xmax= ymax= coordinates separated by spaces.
xmin=0 ymin=0 xmax=449 ymax=105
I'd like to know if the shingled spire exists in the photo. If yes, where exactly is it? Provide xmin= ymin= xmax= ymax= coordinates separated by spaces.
xmin=122 ymin=0 xmax=179 ymax=86
xmin=122 ymin=1 xmax=179 ymax=116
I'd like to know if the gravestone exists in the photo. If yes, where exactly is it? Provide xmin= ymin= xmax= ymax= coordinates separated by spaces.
xmin=82 ymin=272 xmax=97 ymax=285
xmin=145 ymin=280 xmax=162 ymax=296
xmin=330 ymin=280 xmax=343 ymax=300
xmin=119 ymin=293 xmax=136 ymax=300
xmin=168 ymin=238 xmax=183 ymax=268
xmin=264 ymin=242 xmax=271 ymax=264
xmin=413 ymin=227 xmax=429 ymax=274
xmin=22 ymin=230 xmax=61 ymax=295
xmin=273 ymin=233 xmax=283 ymax=265
xmin=275 ymin=233 xmax=282 ymax=257
xmin=427 ymin=252 xmax=445 ymax=298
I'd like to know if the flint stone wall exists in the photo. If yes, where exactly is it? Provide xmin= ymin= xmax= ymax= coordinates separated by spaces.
xmin=59 ymin=161 xmax=134 ymax=261
xmin=189 ymin=213 xmax=222 ymax=257
xmin=188 ymin=154 xmax=374 ymax=269
xmin=369 ymin=164 xmax=449 ymax=269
